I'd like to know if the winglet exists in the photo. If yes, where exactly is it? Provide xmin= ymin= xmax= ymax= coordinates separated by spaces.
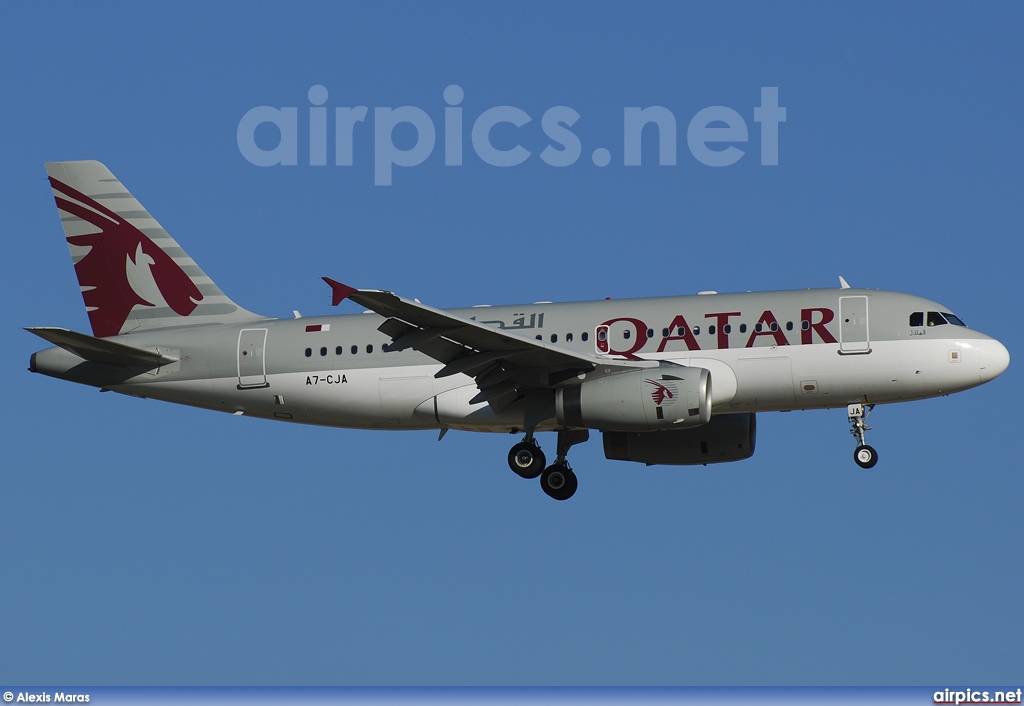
xmin=323 ymin=277 xmax=357 ymax=306
xmin=838 ymin=276 xmax=851 ymax=290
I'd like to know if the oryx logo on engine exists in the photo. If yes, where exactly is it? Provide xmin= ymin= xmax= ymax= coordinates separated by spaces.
xmin=646 ymin=379 xmax=677 ymax=406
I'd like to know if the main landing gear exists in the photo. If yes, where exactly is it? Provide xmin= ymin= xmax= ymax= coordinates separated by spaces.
xmin=848 ymin=403 xmax=878 ymax=469
xmin=507 ymin=430 xmax=589 ymax=500
xmin=508 ymin=438 xmax=545 ymax=479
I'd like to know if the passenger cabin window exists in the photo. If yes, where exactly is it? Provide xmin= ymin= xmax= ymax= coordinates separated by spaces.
xmin=927 ymin=311 xmax=948 ymax=327
xmin=336 ymin=346 xmax=343 ymax=355
xmin=304 ymin=348 xmax=312 ymax=357
xmin=582 ymin=332 xmax=589 ymax=342
xmin=566 ymin=332 xmax=574 ymax=342
xmin=693 ymin=326 xmax=700 ymax=335
xmin=909 ymin=312 xmax=924 ymax=327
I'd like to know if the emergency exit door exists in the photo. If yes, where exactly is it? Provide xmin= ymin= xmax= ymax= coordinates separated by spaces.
xmin=237 ymin=328 xmax=269 ymax=388
xmin=839 ymin=296 xmax=870 ymax=354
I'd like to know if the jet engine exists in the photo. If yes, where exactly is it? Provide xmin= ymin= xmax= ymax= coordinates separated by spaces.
xmin=555 ymin=365 xmax=711 ymax=432
xmin=602 ymin=412 xmax=756 ymax=465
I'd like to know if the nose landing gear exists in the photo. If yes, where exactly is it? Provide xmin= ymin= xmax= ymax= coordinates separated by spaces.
xmin=848 ymin=403 xmax=878 ymax=469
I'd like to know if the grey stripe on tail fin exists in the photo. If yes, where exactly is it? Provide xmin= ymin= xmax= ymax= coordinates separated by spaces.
xmin=45 ymin=160 xmax=264 ymax=336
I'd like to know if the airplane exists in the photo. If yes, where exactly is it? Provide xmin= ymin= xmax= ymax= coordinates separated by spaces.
xmin=27 ymin=160 xmax=1010 ymax=500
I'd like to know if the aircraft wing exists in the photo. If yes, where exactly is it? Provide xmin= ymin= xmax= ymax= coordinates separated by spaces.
xmin=324 ymin=278 xmax=655 ymax=407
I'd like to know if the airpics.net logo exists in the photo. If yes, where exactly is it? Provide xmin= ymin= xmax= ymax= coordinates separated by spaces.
xmin=236 ymin=85 xmax=786 ymax=186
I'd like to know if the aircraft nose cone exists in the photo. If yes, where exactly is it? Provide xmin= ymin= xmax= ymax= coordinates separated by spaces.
xmin=979 ymin=339 xmax=1010 ymax=383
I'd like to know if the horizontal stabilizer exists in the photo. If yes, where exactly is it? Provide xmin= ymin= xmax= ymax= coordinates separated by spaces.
xmin=25 ymin=327 xmax=178 ymax=368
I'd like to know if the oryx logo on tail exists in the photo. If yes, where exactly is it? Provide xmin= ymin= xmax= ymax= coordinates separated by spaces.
xmin=49 ymin=177 xmax=203 ymax=338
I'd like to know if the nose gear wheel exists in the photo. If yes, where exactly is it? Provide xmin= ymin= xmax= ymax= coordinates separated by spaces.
xmin=848 ymin=403 xmax=878 ymax=469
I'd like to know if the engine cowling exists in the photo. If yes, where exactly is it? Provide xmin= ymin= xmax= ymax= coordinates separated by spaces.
xmin=602 ymin=413 xmax=756 ymax=465
xmin=555 ymin=365 xmax=711 ymax=432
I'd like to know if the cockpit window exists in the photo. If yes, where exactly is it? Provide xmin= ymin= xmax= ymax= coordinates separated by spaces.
xmin=909 ymin=312 xmax=923 ymax=327
xmin=926 ymin=311 xmax=947 ymax=327
xmin=943 ymin=312 xmax=967 ymax=327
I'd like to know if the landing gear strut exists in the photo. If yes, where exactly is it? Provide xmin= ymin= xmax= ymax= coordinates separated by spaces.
xmin=848 ymin=403 xmax=878 ymax=469
xmin=539 ymin=429 xmax=589 ymax=501
xmin=506 ymin=429 xmax=589 ymax=500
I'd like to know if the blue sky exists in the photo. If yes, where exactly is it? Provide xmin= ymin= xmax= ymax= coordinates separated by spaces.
xmin=2 ymin=1 xmax=1022 ymax=686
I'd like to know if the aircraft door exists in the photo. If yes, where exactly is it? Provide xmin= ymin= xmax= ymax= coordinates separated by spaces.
xmin=238 ymin=328 xmax=269 ymax=388
xmin=839 ymin=296 xmax=870 ymax=354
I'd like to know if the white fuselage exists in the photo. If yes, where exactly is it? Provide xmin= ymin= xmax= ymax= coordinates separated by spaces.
xmin=41 ymin=287 xmax=1005 ymax=434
